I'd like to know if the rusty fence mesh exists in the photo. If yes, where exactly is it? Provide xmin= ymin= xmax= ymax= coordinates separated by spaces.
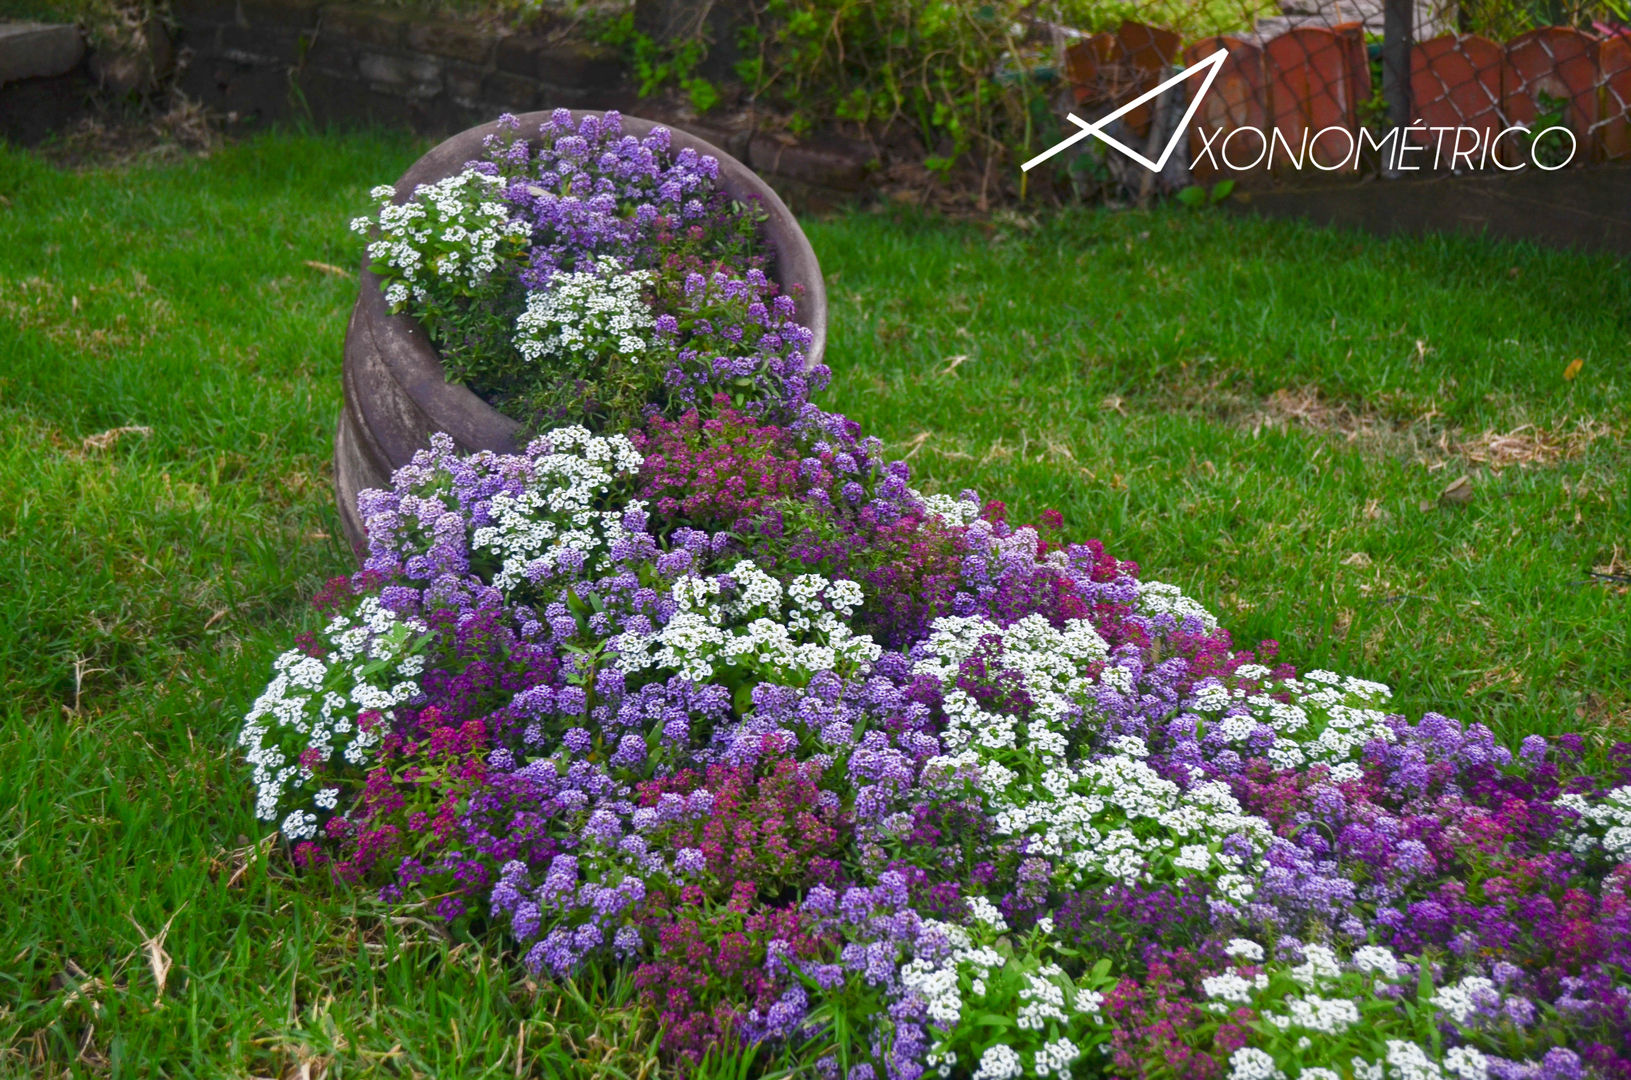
xmin=1036 ymin=0 xmax=1629 ymax=195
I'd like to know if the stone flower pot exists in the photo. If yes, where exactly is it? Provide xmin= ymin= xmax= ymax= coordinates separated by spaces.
xmin=334 ymin=109 xmax=829 ymax=560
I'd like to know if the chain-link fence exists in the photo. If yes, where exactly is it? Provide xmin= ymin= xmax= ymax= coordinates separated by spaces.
xmin=1045 ymin=0 xmax=1629 ymax=193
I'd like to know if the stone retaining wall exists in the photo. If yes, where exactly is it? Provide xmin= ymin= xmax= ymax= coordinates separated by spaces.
xmin=173 ymin=1 xmax=628 ymax=133
xmin=0 ymin=21 xmax=94 ymax=145
xmin=168 ymin=0 xmax=878 ymax=207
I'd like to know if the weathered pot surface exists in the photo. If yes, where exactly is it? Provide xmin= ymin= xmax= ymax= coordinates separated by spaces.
xmin=334 ymin=109 xmax=829 ymax=560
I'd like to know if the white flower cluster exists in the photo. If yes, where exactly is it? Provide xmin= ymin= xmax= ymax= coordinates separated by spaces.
xmin=901 ymin=922 xmax=1006 ymax=1030
xmin=915 ymin=614 xmax=1273 ymax=891
xmin=1202 ymin=969 xmax=1269 ymax=1006
xmin=1032 ymin=1038 xmax=1080 ymax=1079
xmin=972 ymin=1045 xmax=1023 ymax=1080
xmin=1289 ymin=943 xmax=1345 ymax=986
xmin=1211 ymin=945 xmax=1493 ymax=1080
xmin=1229 ymin=1048 xmax=1285 ymax=1080
xmin=1380 ymin=1040 xmax=1487 ymax=1080
xmin=1264 ymin=992 xmax=1360 ymax=1036
xmin=1351 ymin=945 xmax=1402 ymax=980
xmin=1235 ymin=1040 xmax=1483 ymax=1080
xmin=611 ymin=561 xmax=880 ymax=683
xmin=351 ymin=169 xmax=529 ymax=309
xmin=1186 ymin=668 xmax=1395 ymax=780
xmin=468 ymin=426 xmax=645 ymax=593
xmin=1016 ymin=969 xmax=1069 ymax=1030
xmin=903 ymin=920 xmax=1096 ymax=1080
xmin=1443 ymin=1048 xmax=1491 ymax=1080
xmin=1243 ymin=945 xmax=1358 ymax=1036
xmin=1428 ymin=975 xmax=1505 ymax=1026
xmin=916 ymin=614 xmax=1108 ymax=762
xmin=965 ymin=895 xmax=1009 ymax=931
xmin=1557 ymin=785 xmax=1631 ymax=860
xmin=912 ymin=489 xmax=982 ymax=527
xmin=1135 ymin=580 xmax=1220 ymax=630
xmin=513 ymin=258 xmax=656 ymax=367
xmin=239 ymin=597 xmax=428 ymax=838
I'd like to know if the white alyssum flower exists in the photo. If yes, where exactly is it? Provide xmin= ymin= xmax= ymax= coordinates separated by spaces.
xmin=1185 ymin=669 xmax=1396 ymax=775
xmin=915 ymin=612 xmax=1274 ymax=892
xmin=1429 ymin=976 xmax=1499 ymax=1026
xmin=466 ymin=425 xmax=645 ymax=594
xmin=1289 ymin=944 xmax=1344 ymax=988
xmin=1351 ymin=945 xmax=1401 ymax=979
xmin=1033 ymin=1037 xmax=1079 ymax=1078
xmin=1557 ymin=785 xmax=1631 ymax=860
xmin=1271 ymin=992 xmax=1360 ymax=1035
xmin=1135 ymin=580 xmax=1220 ymax=630
xmin=1353 ymin=1057 xmax=1385 ymax=1080
xmin=923 ymin=1048 xmax=959 ymax=1078
xmin=972 ymin=1045 xmax=1023 ymax=1080
xmin=1016 ymin=969 xmax=1068 ymax=1030
xmin=239 ymin=596 xmax=427 ymax=830
xmin=1385 ymin=1040 xmax=1451 ymax=1080
xmin=611 ymin=560 xmax=880 ymax=683
xmin=912 ymin=489 xmax=982 ymax=526
xmin=514 ymin=257 xmax=656 ymax=366
xmin=1228 ymin=1047 xmax=1285 ymax=1080
xmin=352 ymin=169 xmax=529 ymax=308
xmin=966 ymin=896 xmax=1008 ymax=931
xmin=1202 ymin=971 xmax=1265 ymax=1005
xmin=1443 ymin=1048 xmax=1488 ymax=1080
xmin=901 ymin=921 xmax=1102 ymax=1069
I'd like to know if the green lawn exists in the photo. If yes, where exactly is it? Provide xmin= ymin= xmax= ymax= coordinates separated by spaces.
xmin=0 ymin=129 xmax=1626 ymax=1076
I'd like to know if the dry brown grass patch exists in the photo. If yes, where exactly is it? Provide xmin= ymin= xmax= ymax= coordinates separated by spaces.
xmin=1247 ymin=386 xmax=1618 ymax=471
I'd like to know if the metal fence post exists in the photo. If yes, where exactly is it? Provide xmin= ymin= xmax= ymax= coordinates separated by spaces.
xmin=1382 ymin=0 xmax=1414 ymax=146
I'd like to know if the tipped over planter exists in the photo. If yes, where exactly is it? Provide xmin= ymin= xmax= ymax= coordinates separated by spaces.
xmin=333 ymin=109 xmax=829 ymax=561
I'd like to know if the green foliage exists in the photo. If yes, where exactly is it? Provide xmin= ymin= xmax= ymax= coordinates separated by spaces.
xmin=596 ymin=0 xmax=1057 ymax=180
xmin=1457 ymin=0 xmax=1630 ymax=38
xmin=597 ymin=10 xmax=722 ymax=113
xmin=1358 ymin=41 xmax=1389 ymax=135
xmin=1523 ymin=90 xmax=1578 ymax=169
xmin=1174 ymin=178 xmax=1234 ymax=206
xmin=592 ymin=0 xmax=1282 ymax=187
xmin=914 ymin=923 xmax=1119 ymax=1077
xmin=743 ymin=0 xmax=1049 ymax=175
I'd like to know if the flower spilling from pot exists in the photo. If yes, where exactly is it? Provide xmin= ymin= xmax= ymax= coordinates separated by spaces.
xmin=351 ymin=109 xmax=826 ymax=434
xmin=243 ymin=410 xmax=1631 ymax=1078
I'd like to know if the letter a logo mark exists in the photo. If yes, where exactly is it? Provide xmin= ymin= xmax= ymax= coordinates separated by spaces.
xmin=1021 ymin=48 xmax=1228 ymax=173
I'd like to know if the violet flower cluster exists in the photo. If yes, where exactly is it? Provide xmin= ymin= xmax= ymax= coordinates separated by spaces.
xmin=243 ymin=386 xmax=1631 ymax=1078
